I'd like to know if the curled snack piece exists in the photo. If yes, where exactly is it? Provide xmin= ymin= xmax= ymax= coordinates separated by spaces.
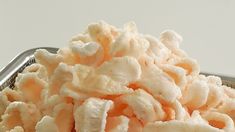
xmin=0 ymin=88 xmax=23 ymax=117
xmin=97 ymin=56 xmax=141 ymax=85
xmin=160 ymin=30 xmax=182 ymax=51
xmin=74 ymin=98 xmax=113 ymax=132
xmin=40 ymin=93 xmax=66 ymax=116
xmin=22 ymin=63 xmax=48 ymax=81
xmin=34 ymin=49 xmax=63 ymax=75
xmin=173 ymin=57 xmax=200 ymax=76
xmin=15 ymin=73 xmax=47 ymax=104
xmin=110 ymin=32 xmax=149 ymax=59
xmin=145 ymin=35 xmax=171 ymax=64
xmin=52 ymin=103 xmax=74 ymax=132
xmin=181 ymin=76 xmax=209 ymax=110
xmin=48 ymin=63 xmax=73 ymax=96
xmin=69 ymin=41 xmax=104 ymax=67
xmin=60 ymin=82 xmax=89 ymax=102
xmin=203 ymin=83 xmax=223 ymax=109
xmin=217 ymin=98 xmax=235 ymax=122
xmin=161 ymin=64 xmax=187 ymax=90
xmin=51 ymin=63 xmax=133 ymax=97
xmin=171 ymin=100 xmax=189 ymax=121
xmin=79 ymin=73 xmax=133 ymax=96
xmin=35 ymin=116 xmax=58 ymax=132
xmin=1 ymin=102 xmax=41 ymax=132
xmin=106 ymin=116 xmax=129 ymax=132
xmin=119 ymin=89 xmax=165 ymax=123
xmin=88 ymin=21 xmax=119 ymax=60
xmin=137 ymin=62 xmax=181 ymax=103
xmin=202 ymin=111 xmax=235 ymax=132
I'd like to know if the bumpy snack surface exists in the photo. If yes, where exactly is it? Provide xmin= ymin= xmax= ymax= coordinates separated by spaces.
xmin=1 ymin=21 xmax=235 ymax=132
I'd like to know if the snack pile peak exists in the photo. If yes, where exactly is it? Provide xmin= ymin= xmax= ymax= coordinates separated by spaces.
xmin=1 ymin=21 xmax=235 ymax=132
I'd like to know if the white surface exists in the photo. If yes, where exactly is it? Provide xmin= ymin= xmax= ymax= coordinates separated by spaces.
xmin=0 ymin=0 xmax=235 ymax=76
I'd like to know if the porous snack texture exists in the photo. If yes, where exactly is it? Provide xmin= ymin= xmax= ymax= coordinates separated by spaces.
xmin=1 ymin=21 xmax=235 ymax=132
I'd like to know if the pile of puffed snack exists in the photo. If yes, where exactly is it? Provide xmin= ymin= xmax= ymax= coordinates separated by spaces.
xmin=1 ymin=21 xmax=235 ymax=132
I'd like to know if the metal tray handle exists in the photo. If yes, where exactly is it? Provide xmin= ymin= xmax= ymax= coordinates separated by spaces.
xmin=0 ymin=47 xmax=58 ymax=90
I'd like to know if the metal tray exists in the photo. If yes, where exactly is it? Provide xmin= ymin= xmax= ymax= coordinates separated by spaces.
xmin=0 ymin=47 xmax=57 ymax=90
xmin=0 ymin=47 xmax=234 ymax=91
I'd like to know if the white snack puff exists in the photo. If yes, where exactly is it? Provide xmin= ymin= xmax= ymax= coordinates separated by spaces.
xmin=97 ymin=56 xmax=141 ymax=85
xmin=145 ymin=35 xmax=171 ymax=64
xmin=52 ymin=103 xmax=74 ymax=132
xmin=88 ymin=21 xmax=118 ymax=44
xmin=173 ymin=57 xmax=200 ymax=76
xmin=110 ymin=32 xmax=149 ymax=59
xmin=22 ymin=63 xmax=48 ymax=81
xmin=217 ymin=98 xmax=235 ymax=122
xmin=79 ymin=73 xmax=133 ymax=96
xmin=137 ymin=62 xmax=181 ymax=103
xmin=48 ymin=63 xmax=73 ymax=96
xmin=119 ymin=89 xmax=165 ymax=123
xmin=0 ymin=88 xmax=23 ymax=117
xmin=0 ymin=102 xmax=41 ymax=132
xmin=202 ymin=111 xmax=235 ymax=132
xmin=171 ymin=100 xmax=189 ymax=121
xmin=34 ymin=49 xmax=63 ymax=75
xmin=204 ymin=83 xmax=224 ymax=109
xmin=160 ymin=30 xmax=183 ymax=51
xmin=15 ymin=73 xmax=47 ymax=104
xmin=123 ymin=22 xmax=138 ymax=33
xmin=60 ymin=82 xmax=89 ymax=102
xmin=74 ymin=98 xmax=113 ymax=132
xmin=88 ymin=21 xmax=119 ymax=60
xmin=69 ymin=41 xmax=104 ymax=67
xmin=35 ymin=116 xmax=58 ymax=132
xmin=161 ymin=64 xmax=187 ymax=90
xmin=70 ymin=33 xmax=92 ymax=44
xmin=181 ymin=76 xmax=210 ymax=110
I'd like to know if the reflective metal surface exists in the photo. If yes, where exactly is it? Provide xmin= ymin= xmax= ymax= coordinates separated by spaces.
xmin=0 ymin=47 xmax=58 ymax=90
xmin=0 ymin=47 xmax=234 ymax=90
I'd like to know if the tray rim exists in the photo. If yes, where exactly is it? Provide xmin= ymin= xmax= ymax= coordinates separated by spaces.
xmin=0 ymin=47 xmax=58 ymax=90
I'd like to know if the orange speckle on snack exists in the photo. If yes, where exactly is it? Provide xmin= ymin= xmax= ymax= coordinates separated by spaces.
xmin=4 ymin=110 xmax=23 ymax=130
xmin=128 ymin=83 xmax=140 ymax=90
xmin=163 ymin=106 xmax=175 ymax=121
xmin=65 ymin=97 xmax=74 ymax=104
xmin=208 ymin=120 xmax=225 ymax=129
xmin=19 ymin=77 xmax=43 ymax=103
xmin=102 ymin=95 xmax=121 ymax=100
xmin=5 ymin=93 xmax=17 ymax=102
xmin=164 ymin=70 xmax=180 ymax=85
xmin=108 ymin=103 xmax=128 ymax=117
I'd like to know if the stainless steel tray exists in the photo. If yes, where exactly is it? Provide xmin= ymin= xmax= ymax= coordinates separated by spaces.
xmin=0 ymin=47 xmax=234 ymax=90
xmin=0 ymin=47 xmax=58 ymax=90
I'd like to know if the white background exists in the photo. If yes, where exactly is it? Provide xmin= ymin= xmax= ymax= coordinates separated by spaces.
xmin=0 ymin=0 xmax=235 ymax=76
